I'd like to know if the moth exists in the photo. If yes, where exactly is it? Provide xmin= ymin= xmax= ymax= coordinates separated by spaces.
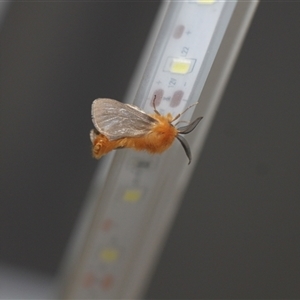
xmin=90 ymin=98 xmax=202 ymax=164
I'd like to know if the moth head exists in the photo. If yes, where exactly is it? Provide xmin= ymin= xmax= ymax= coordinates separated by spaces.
xmin=152 ymin=94 xmax=203 ymax=164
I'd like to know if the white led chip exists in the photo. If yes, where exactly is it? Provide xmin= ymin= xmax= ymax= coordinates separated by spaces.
xmin=170 ymin=58 xmax=191 ymax=74
xmin=197 ymin=0 xmax=216 ymax=4
xmin=164 ymin=57 xmax=196 ymax=75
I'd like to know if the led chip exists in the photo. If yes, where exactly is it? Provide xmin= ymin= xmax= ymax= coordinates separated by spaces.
xmin=197 ymin=0 xmax=216 ymax=4
xmin=170 ymin=58 xmax=192 ymax=74
xmin=123 ymin=189 xmax=142 ymax=202
xmin=100 ymin=247 xmax=119 ymax=263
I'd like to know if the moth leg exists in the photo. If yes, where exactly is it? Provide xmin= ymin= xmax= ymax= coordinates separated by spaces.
xmin=92 ymin=133 xmax=108 ymax=159
xmin=92 ymin=141 xmax=104 ymax=158
xmin=174 ymin=120 xmax=189 ymax=127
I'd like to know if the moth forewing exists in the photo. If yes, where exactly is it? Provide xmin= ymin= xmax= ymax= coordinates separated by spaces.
xmin=91 ymin=98 xmax=157 ymax=140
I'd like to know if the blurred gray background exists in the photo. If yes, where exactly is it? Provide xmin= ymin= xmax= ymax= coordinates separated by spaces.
xmin=1 ymin=2 xmax=300 ymax=299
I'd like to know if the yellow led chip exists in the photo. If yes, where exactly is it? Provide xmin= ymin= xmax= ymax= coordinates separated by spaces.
xmin=197 ymin=0 xmax=216 ymax=4
xmin=123 ymin=189 xmax=142 ymax=202
xmin=99 ymin=247 xmax=119 ymax=263
xmin=170 ymin=58 xmax=191 ymax=74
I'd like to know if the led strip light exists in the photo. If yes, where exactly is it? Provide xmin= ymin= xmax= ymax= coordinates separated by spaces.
xmin=60 ymin=1 xmax=259 ymax=299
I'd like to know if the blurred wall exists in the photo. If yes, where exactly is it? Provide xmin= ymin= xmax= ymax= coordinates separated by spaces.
xmin=0 ymin=2 xmax=160 ymax=274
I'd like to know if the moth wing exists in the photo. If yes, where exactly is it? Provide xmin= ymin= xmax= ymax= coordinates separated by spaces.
xmin=91 ymin=98 xmax=157 ymax=140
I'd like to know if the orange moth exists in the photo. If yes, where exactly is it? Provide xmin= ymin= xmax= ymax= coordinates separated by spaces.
xmin=90 ymin=97 xmax=202 ymax=164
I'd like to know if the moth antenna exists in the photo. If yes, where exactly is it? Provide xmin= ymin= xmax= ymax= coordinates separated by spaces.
xmin=177 ymin=117 xmax=203 ymax=134
xmin=152 ymin=95 xmax=161 ymax=115
xmin=171 ymin=102 xmax=198 ymax=123
xmin=176 ymin=135 xmax=192 ymax=165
